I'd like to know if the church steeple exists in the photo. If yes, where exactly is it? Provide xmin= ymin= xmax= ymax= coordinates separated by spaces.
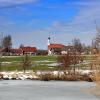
xmin=48 ymin=37 xmax=50 ymax=45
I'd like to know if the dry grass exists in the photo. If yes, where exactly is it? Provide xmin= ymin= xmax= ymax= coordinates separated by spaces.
xmin=91 ymin=54 xmax=100 ymax=96
xmin=90 ymin=72 xmax=100 ymax=95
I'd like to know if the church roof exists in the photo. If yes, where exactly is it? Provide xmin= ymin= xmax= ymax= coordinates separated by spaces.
xmin=48 ymin=44 xmax=65 ymax=49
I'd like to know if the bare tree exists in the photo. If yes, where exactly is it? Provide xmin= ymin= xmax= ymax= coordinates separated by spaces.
xmin=0 ymin=34 xmax=4 ymax=71
xmin=0 ymin=56 xmax=2 ymax=72
xmin=0 ymin=33 xmax=3 ymax=48
xmin=93 ymin=20 xmax=100 ymax=49
xmin=71 ymin=52 xmax=81 ymax=75
xmin=58 ymin=51 xmax=80 ymax=75
xmin=58 ymin=53 xmax=72 ymax=74
xmin=21 ymin=54 xmax=31 ymax=73
xmin=20 ymin=44 xmax=24 ymax=48
xmin=72 ymin=38 xmax=83 ymax=53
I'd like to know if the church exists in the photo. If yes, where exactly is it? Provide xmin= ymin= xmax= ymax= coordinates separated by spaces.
xmin=47 ymin=37 xmax=74 ymax=55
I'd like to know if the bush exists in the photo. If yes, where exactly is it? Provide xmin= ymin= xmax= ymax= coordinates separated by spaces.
xmin=0 ymin=74 xmax=3 ymax=79
xmin=81 ymin=74 xmax=93 ymax=82
xmin=39 ymin=74 xmax=53 ymax=81
xmin=38 ymin=72 xmax=94 ymax=81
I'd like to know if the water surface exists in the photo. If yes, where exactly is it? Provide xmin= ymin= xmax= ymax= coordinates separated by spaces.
xmin=0 ymin=80 xmax=99 ymax=100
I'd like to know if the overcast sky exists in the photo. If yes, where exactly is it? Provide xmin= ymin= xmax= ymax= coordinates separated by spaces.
xmin=0 ymin=0 xmax=100 ymax=49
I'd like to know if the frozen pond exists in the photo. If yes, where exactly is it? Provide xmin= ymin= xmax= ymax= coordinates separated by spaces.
xmin=0 ymin=80 xmax=100 ymax=100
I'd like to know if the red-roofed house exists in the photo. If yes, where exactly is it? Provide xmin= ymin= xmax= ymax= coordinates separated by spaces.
xmin=20 ymin=46 xmax=37 ymax=55
xmin=10 ymin=49 xmax=22 ymax=55
xmin=0 ymin=46 xmax=37 ymax=56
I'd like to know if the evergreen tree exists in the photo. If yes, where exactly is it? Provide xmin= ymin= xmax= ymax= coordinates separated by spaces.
xmin=2 ymin=35 xmax=12 ymax=49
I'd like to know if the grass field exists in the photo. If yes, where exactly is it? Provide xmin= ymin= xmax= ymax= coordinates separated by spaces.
xmin=0 ymin=55 xmax=96 ymax=71
xmin=0 ymin=55 xmax=58 ymax=71
xmin=1 ymin=55 xmax=57 ymax=62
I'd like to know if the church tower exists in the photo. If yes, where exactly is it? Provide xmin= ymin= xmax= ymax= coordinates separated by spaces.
xmin=48 ymin=37 xmax=50 ymax=45
xmin=47 ymin=37 xmax=52 ymax=55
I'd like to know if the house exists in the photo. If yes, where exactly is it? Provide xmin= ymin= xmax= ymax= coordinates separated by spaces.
xmin=61 ymin=45 xmax=75 ymax=54
xmin=0 ymin=46 xmax=37 ymax=56
xmin=0 ymin=48 xmax=11 ymax=56
xmin=90 ymin=40 xmax=99 ymax=54
xmin=20 ymin=46 xmax=37 ymax=55
xmin=10 ymin=49 xmax=22 ymax=55
xmin=90 ymin=47 xmax=99 ymax=54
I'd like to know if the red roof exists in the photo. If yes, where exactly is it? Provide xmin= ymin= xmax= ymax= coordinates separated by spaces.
xmin=11 ymin=49 xmax=22 ymax=54
xmin=0 ymin=46 xmax=37 ymax=54
xmin=21 ymin=47 xmax=37 ymax=52
xmin=0 ymin=48 xmax=4 ymax=52
xmin=48 ymin=44 xmax=65 ymax=49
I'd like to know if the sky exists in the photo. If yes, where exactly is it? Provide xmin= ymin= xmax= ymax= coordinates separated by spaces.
xmin=0 ymin=0 xmax=100 ymax=49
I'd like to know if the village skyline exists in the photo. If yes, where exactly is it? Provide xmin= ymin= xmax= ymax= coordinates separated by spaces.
xmin=0 ymin=0 xmax=100 ymax=49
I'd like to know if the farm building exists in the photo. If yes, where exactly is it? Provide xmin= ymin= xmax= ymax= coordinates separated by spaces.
xmin=0 ymin=46 xmax=37 ymax=56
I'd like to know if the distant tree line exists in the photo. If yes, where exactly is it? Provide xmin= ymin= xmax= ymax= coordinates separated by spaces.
xmin=72 ymin=38 xmax=91 ymax=54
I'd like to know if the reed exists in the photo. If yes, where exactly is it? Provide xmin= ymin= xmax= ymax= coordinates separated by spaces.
xmin=91 ymin=54 xmax=100 ymax=95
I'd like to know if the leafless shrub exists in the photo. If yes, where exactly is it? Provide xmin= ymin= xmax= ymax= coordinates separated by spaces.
xmin=21 ymin=54 xmax=31 ymax=73
xmin=58 ymin=52 xmax=80 ymax=75
xmin=39 ymin=73 xmax=54 ymax=81
xmin=91 ymin=54 xmax=100 ymax=95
